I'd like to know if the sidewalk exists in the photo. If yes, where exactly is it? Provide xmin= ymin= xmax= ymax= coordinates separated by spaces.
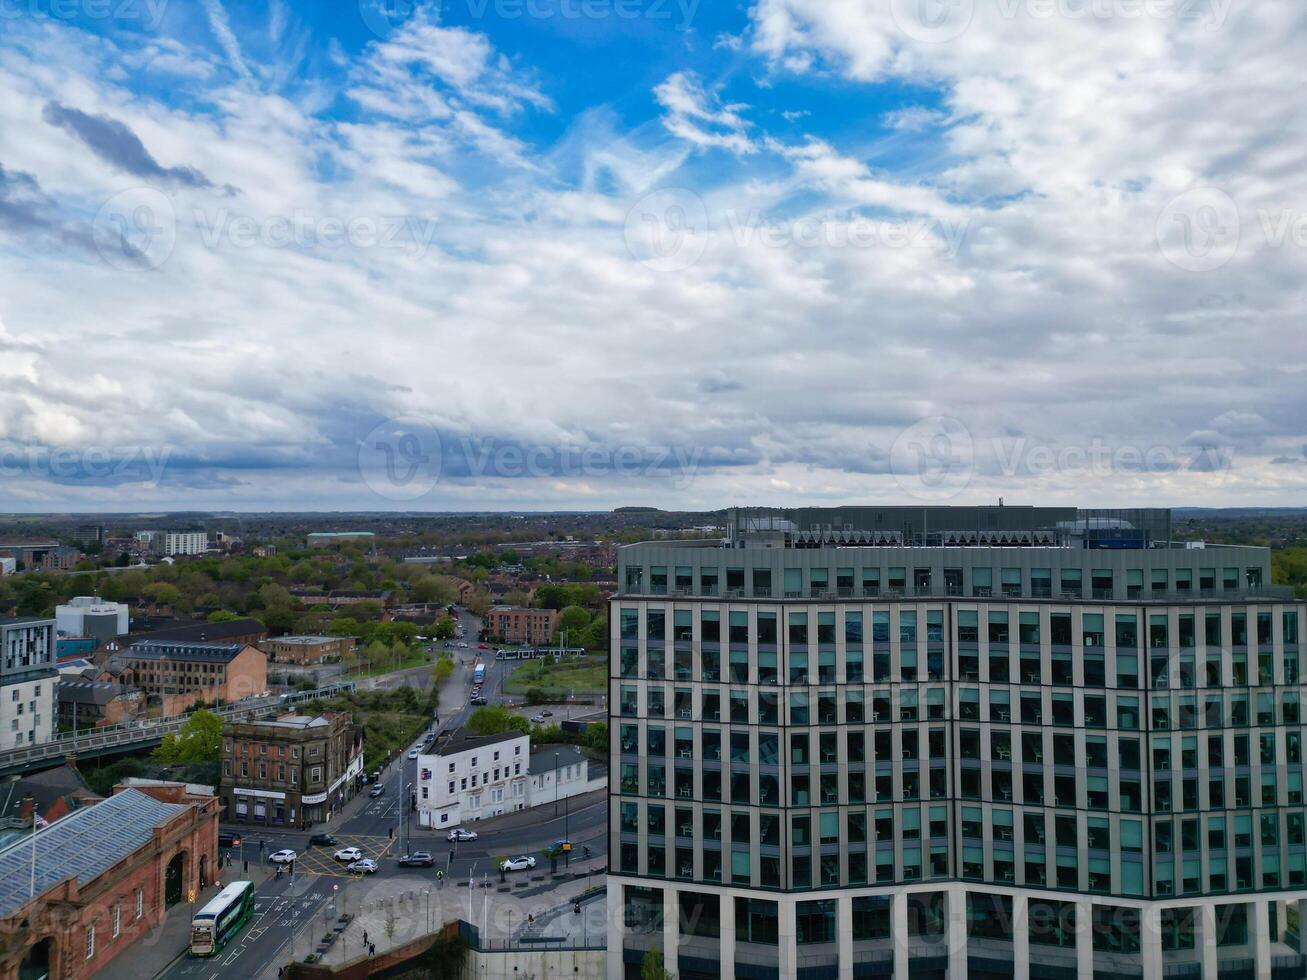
xmin=295 ymin=858 xmax=608 ymax=971
xmin=100 ymin=859 xmax=279 ymax=980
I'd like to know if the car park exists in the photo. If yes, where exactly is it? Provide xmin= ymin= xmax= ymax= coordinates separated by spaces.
xmin=500 ymin=856 xmax=536 ymax=872
xmin=348 ymin=859 xmax=379 ymax=874
xmin=398 ymin=852 xmax=435 ymax=867
xmin=309 ymin=834 xmax=337 ymax=847
xmin=334 ymin=847 xmax=363 ymax=862
xmin=447 ymin=828 xmax=478 ymax=842
xmin=269 ymin=849 xmax=296 ymax=864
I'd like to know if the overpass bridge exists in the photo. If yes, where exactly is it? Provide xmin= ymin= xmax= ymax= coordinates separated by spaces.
xmin=0 ymin=682 xmax=357 ymax=779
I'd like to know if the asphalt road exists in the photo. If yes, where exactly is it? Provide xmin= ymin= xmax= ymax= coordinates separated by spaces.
xmin=167 ymin=608 xmax=609 ymax=978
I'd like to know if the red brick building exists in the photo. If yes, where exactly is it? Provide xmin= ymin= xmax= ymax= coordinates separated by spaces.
xmin=0 ymin=784 xmax=218 ymax=980
xmin=485 ymin=606 xmax=558 ymax=645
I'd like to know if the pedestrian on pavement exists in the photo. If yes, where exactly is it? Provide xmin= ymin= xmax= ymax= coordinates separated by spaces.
xmin=224 ymin=850 xmax=231 ymax=868
xmin=243 ymin=859 xmax=249 ymax=874
xmin=369 ymin=943 xmax=376 ymax=957
xmin=363 ymin=929 xmax=369 ymax=945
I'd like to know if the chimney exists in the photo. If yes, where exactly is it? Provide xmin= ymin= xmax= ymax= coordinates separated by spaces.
xmin=20 ymin=795 xmax=34 ymax=826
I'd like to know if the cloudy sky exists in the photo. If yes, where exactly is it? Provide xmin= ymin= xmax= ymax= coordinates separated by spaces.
xmin=0 ymin=0 xmax=1304 ymax=512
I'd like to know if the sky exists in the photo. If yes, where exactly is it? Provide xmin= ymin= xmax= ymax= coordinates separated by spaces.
xmin=0 ymin=0 xmax=1304 ymax=513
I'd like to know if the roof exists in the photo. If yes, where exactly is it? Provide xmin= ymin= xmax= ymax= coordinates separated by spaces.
xmin=267 ymin=635 xmax=342 ymax=645
xmin=1 ymin=765 xmax=101 ymax=816
xmin=0 ymin=617 xmax=55 ymax=628
xmin=58 ymin=679 xmax=136 ymax=706
xmin=430 ymin=729 xmax=527 ymax=757
xmin=119 ymin=618 xmax=267 ymax=645
xmin=239 ymin=713 xmax=332 ymax=730
xmin=0 ymin=789 xmax=184 ymax=919
xmin=529 ymin=746 xmax=585 ymax=775
xmin=489 ymin=606 xmax=552 ymax=614
xmin=125 ymin=640 xmax=250 ymax=663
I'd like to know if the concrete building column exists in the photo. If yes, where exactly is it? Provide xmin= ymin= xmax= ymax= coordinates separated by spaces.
xmin=1075 ymin=899 xmax=1094 ymax=979
xmin=663 ymin=887 xmax=679 ymax=977
xmin=892 ymin=891 xmax=910 ymax=980
xmin=837 ymin=894 xmax=853 ymax=980
xmin=1199 ymin=902 xmax=1219 ymax=980
xmin=1251 ymin=898 xmax=1272 ymax=980
xmin=1011 ymin=891 xmax=1030 ymax=980
xmin=1299 ymin=899 xmax=1307 ymax=953
xmin=1139 ymin=904 xmax=1163 ymax=980
xmin=719 ymin=892 xmax=736 ymax=980
xmin=946 ymin=886 xmax=968 ymax=979
xmin=606 ymin=883 xmax=625 ymax=980
xmin=778 ymin=895 xmax=797 ymax=980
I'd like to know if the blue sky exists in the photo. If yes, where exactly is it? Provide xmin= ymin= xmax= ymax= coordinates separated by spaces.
xmin=0 ymin=0 xmax=1304 ymax=511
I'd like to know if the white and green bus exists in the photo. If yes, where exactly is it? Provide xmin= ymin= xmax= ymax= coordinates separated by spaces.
xmin=189 ymin=880 xmax=256 ymax=957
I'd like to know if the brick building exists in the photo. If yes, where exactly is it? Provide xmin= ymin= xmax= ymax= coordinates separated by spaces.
xmin=100 ymin=617 xmax=269 ymax=655
xmin=0 ymin=784 xmax=218 ymax=980
xmin=116 ymin=641 xmax=268 ymax=711
xmin=485 ymin=606 xmax=558 ymax=645
xmin=262 ymin=635 xmax=356 ymax=665
xmin=221 ymin=712 xmax=364 ymax=827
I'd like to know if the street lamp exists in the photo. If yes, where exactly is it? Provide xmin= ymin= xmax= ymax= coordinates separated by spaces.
xmin=553 ymin=751 xmax=559 ymax=817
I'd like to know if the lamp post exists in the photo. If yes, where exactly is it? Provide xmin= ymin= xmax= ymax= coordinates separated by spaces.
xmin=553 ymin=752 xmax=559 ymax=817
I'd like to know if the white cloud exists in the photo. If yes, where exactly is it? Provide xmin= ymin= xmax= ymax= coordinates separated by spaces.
xmin=653 ymin=71 xmax=755 ymax=155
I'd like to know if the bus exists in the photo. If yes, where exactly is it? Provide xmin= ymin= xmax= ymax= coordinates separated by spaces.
xmin=190 ymin=880 xmax=256 ymax=957
xmin=472 ymin=662 xmax=487 ymax=684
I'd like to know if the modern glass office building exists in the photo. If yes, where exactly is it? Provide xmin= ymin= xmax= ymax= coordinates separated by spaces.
xmin=606 ymin=506 xmax=1307 ymax=980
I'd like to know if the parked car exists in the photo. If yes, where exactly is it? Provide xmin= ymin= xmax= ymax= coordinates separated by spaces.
xmin=370 ymin=785 xmax=385 ymax=798
xmin=218 ymin=831 xmax=242 ymax=848
xmin=470 ymin=696 xmax=489 ymax=706
xmin=269 ymin=849 xmax=296 ymax=864
xmin=538 ymin=710 xmax=553 ymax=718
xmin=530 ymin=713 xmax=547 ymax=723
xmin=348 ymin=859 xmax=379 ymax=874
xmin=407 ymin=749 xmax=419 ymax=760
xmin=398 ymin=852 xmax=435 ymax=867
xmin=309 ymin=833 xmax=337 ymax=847
xmin=500 ymin=855 xmax=536 ymax=872
xmin=334 ymin=847 xmax=364 ymax=862
xmin=447 ymin=828 xmax=478 ymax=842
xmin=478 ymin=643 xmax=489 ymax=650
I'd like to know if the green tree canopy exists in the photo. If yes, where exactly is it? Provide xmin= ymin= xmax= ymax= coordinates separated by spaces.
xmin=466 ymin=706 xmax=530 ymax=736
xmin=154 ymin=708 xmax=223 ymax=764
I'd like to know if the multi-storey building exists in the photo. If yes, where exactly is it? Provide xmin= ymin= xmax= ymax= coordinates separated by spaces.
xmin=485 ymin=606 xmax=558 ymax=645
xmin=607 ymin=506 xmax=1307 ymax=980
xmin=55 ymin=596 xmax=130 ymax=647
xmin=416 ymin=730 xmax=530 ymax=829
xmin=153 ymin=531 xmax=208 ymax=557
xmin=0 ymin=617 xmax=57 ymax=750
xmin=116 ymin=640 xmax=267 ymax=711
xmin=220 ymin=712 xmax=363 ymax=827
xmin=262 ymin=635 xmax=356 ymax=665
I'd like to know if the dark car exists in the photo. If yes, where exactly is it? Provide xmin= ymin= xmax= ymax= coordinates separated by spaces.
xmin=470 ymin=696 xmax=489 ymax=706
xmin=218 ymin=831 xmax=241 ymax=848
xmin=309 ymin=833 xmax=337 ymax=847
xmin=397 ymin=852 xmax=435 ymax=867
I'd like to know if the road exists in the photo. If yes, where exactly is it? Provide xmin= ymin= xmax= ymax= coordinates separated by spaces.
xmin=160 ymin=608 xmax=608 ymax=978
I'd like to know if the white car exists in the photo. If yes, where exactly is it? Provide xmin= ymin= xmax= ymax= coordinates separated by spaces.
xmin=348 ymin=858 xmax=379 ymax=874
xmin=334 ymin=847 xmax=363 ymax=862
xmin=447 ymin=828 xmax=478 ymax=842
xmin=407 ymin=749 xmax=419 ymax=760
xmin=500 ymin=855 xmax=537 ymax=872
xmin=269 ymin=849 xmax=296 ymax=864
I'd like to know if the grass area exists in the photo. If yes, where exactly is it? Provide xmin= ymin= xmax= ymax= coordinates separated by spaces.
xmin=340 ymin=646 xmax=432 ymax=679
xmin=503 ymin=653 xmax=607 ymax=697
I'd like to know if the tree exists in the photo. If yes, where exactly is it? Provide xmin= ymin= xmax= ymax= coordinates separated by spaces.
xmin=154 ymin=708 xmax=223 ymax=764
xmin=466 ymin=706 xmax=530 ymax=736
xmin=555 ymin=605 xmax=591 ymax=636
xmin=641 ymin=948 xmax=672 ymax=980
xmin=433 ymin=615 xmax=457 ymax=640
xmin=585 ymin=721 xmax=608 ymax=752
xmin=412 ymin=574 xmax=460 ymax=605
